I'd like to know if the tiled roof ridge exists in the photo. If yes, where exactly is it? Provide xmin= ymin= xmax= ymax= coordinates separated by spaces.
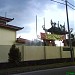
xmin=0 ymin=16 xmax=14 ymax=22
xmin=0 ymin=23 xmax=24 ymax=31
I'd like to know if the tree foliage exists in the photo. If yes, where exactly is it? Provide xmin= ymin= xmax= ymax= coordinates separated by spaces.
xmin=8 ymin=44 xmax=21 ymax=63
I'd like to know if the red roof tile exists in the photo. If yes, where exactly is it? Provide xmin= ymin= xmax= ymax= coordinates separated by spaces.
xmin=16 ymin=38 xmax=25 ymax=43
xmin=16 ymin=38 xmax=30 ymax=44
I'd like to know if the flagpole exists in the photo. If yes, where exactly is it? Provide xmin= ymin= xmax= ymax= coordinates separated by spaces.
xmin=35 ymin=15 xmax=37 ymax=46
xmin=43 ymin=17 xmax=46 ymax=59
xmin=36 ymin=15 xmax=37 ymax=38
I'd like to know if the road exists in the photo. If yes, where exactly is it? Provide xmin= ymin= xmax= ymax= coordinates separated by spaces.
xmin=13 ymin=66 xmax=75 ymax=75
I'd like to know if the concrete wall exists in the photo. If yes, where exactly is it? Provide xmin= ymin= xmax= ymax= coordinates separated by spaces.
xmin=24 ymin=46 xmax=44 ymax=61
xmin=0 ymin=45 xmax=75 ymax=63
xmin=74 ymin=47 xmax=75 ymax=57
xmin=0 ymin=28 xmax=16 ymax=45
xmin=45 ymin=46 xmax=60 ymax=59
xmin=18 ymin=46 xmax=75 ymax=61
xmin=0 ymin=45 xmax=11 ymax=62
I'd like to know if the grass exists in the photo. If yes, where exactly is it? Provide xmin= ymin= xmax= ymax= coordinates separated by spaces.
xmin=0 ymin=62 xmax=75 ymax=74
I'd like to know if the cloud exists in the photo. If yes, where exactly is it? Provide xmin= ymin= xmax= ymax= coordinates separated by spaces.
xmin=0 ymin=0 xmax=74 ymax=40
xmin=17 ymin=1 xmax=74 ymax=39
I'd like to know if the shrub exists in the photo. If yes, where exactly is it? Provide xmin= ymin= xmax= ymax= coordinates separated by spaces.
xmin=8 ymin=44 xmax=21 ymax=63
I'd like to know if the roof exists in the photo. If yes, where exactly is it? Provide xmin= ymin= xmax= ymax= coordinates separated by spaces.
xmin=47 ymin=27 xmax=68 ymax=35
xmin=0 ymin=16 xmax=14 ymax=22
xmin=0 ymin=23 xmax=24 ymax=31
xmin=16 ymin=38 xmax=30 ymax=44
xmin=16 ymin=38 xmax=25 ymax=44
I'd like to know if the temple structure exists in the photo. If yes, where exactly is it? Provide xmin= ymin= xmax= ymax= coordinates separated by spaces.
xmin=41 ymin=20 xmax=69 ymax=46
xmin=0 ymin=16 xmax=24 ymax=45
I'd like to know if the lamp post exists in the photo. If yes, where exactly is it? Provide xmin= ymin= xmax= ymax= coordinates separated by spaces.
xmin=65 ymin=0 xmax=74 ymax=62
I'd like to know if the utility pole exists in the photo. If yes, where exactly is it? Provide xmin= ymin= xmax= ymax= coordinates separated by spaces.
xmin=65 ymin=0 xmax=74 ymax=62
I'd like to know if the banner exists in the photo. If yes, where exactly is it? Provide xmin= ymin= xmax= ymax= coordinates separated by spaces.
xmin=41 ymin=33 xmax=65 ymax=40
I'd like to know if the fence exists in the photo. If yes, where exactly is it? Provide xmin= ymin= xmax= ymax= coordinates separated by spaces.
xmin=0 ymin=45 xmax=75 ymax=62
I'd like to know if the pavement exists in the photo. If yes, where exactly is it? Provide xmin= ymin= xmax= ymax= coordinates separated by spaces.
xmin=12 ymin=66 xmax=75 ymax=75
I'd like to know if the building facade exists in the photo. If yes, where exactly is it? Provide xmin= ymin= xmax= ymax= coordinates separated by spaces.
xmin=0 ymin=16 xmax=24 ymax=45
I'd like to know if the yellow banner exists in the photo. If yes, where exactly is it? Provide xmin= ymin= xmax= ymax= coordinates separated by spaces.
xmin=41 ymin=33 xmax=65 ymax=40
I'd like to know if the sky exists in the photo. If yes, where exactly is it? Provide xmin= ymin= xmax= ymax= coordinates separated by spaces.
xmin=0 ymin=0 xmax=75 ymax=42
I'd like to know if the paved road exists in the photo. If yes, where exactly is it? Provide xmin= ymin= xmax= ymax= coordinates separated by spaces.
xmin=13 ymin=66 xmax=75 ymax=75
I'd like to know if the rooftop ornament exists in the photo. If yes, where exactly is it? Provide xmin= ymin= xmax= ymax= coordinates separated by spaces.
xmin=42 ymin=19 xmax=68 ymax=35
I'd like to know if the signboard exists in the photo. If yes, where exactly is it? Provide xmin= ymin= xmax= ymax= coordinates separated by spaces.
xmin=63 ymin=47 xmax=73 ymax=51
xmin=41 ymin=33 xmax=65 ymax=40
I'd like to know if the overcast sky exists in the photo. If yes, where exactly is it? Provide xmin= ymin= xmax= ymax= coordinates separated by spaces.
xmin=0 ymin=0 xmax=75 ymax=40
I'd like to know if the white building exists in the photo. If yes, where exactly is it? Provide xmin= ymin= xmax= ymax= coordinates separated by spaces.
xmin=0 ymin=16 xmax=24 ymax=45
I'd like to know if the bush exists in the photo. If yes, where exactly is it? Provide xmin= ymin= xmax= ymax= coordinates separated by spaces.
xmin=8 ymin=44 xmax=21 ymax=63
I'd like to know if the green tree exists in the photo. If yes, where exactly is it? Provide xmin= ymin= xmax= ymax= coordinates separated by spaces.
xmin=8 ymin=44 xmax=21 ymax=63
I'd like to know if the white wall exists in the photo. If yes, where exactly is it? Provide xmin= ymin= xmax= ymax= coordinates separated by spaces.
xmin=45 ymin=46 xmax=60 ymax=59
xmin=0 ymin=45 xmax=75 ymax=62
xmin=0 ymin=45 xmax=11 ymax=62
xmin=0 ymin=28 xmax=16 ymax=45
xmin=24 ymin=46 xmax=44 ymax=61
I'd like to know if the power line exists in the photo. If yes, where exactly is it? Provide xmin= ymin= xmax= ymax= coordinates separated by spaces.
xmin=50 ymin=0 xmax=75 ymax=10
xmin=68 ymin=4 xmax=75 ymax=10
xmin=51 ymin=0 xmax=65 ymax=5
xmin=61 ymin=0 xmax=75 ymax=7
xmin=67 ymin=1 xmax=75 ymax=7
